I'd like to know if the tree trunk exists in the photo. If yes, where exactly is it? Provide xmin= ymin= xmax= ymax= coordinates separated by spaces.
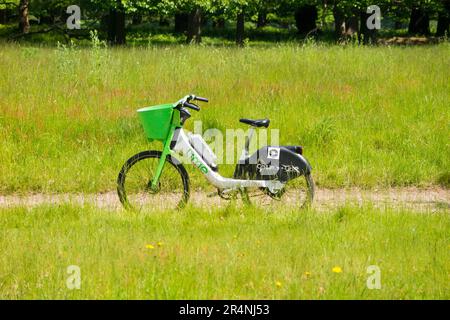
xmin=408 ymin=7 xmax=430 ymax=35
xmin=236 ymin=11 xmax=245 ymax=46
xmin=107 ymin=1 xmax=126 ymax=45
xmin=0 ymin=9 xmax=6 ymax=24
xmin=359 ymin=10 xmax=377 ymax=44
xmin=215 ymin=17 xmax=225 ymax=28
xmin=295 ymin=5 xmax=318 ymax=34
xmin=174 ymin=13 xmax=189 ymax=33
xmin=344 ymin=15 xmax=359 ymax=36
xmin=256 ymin=11 xmax=267 ymax=28
xmin=236 ymin=10 xmax=245 ymax=47
xmin=333 ymin=6 xmax=345 ymax=40
xmin=436 ymin=13 xmax=449 ymax=36
xmin=18 ymin=0 xmax=30 ymax=34
xmin=436 ymin=2 xmax=450 ymax=36
xmin=186 ymin=8 xmax=202 ymax=44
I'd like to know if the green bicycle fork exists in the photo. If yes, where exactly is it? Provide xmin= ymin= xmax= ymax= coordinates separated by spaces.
xmin=150 ymin=126 xmax=176 ymax=190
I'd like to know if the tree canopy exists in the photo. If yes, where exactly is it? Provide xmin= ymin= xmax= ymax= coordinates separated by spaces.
xmin=2 ymin=0 xmax=449 ymax=44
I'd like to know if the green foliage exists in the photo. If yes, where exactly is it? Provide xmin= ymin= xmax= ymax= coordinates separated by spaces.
xmin=0 ymin=0 xmax=18 ymax=10
xmin=55 ymin=40 xmax=79 ymax=77
xmin=88 ymin=30 xmax=109 ymax=83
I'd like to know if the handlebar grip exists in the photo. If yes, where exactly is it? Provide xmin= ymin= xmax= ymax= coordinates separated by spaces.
xmin=195 ymin=96 xmax=209 ymax=102
xmin=183 ymin=101 xmax=200 ymax=111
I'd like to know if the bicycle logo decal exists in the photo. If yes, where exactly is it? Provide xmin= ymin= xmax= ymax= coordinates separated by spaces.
xmin=187 ymin=149 xmax=209 ymax=174
xmin=267 ymin=147 xmax=280 ymax=160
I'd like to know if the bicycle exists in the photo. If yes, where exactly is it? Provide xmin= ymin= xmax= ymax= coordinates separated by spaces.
xmin=117 ymin=94 xmax=314 ymax=211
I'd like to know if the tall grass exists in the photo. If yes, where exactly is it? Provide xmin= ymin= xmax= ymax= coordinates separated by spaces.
xmin=0 ymin=43 xmax=449 ymax=193
xmin=0 ymin=204 xmax=448 ymax=299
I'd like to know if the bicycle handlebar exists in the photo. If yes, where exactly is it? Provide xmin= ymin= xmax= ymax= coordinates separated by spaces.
xmin=183 ymin=101 xmax=200 ymax=111
xmin=194 ymin=96 xmax=208 ymax=102
xmin=175 ymin=94 xmax=208 ymax=111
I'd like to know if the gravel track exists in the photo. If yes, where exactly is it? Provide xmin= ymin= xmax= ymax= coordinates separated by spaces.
xmin=0 ymin=187 xmax=448 ymax=212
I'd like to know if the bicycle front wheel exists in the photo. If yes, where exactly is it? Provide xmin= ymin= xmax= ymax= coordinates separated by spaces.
xmin=117 ymin=150 xmax=190 ymax=211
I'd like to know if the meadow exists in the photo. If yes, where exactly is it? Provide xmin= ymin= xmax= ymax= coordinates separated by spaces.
xmin=0 ymin=42 xmax=449 ymax=193
xmin=0 ymin=204 xmax=448 ymax=299
xmin=0 ymin=41 xmax=449 ymax=300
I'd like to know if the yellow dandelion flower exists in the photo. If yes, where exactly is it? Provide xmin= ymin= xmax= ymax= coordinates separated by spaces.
xmin=304 ymin=271 xmax=311 ymax=277
xmin=332 ymin=266 xmax=343 ymax=273
xmin=145 ymin=244 xmax=155 ymax=249
xmin=275 ymin=281 xmax=282 ymax=288
xmin=157 ymin=242 xmax=164 ymax=247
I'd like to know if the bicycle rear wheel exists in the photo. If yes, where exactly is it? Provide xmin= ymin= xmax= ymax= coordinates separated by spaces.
xmin=117 ymin=150 xmax=189 ymax=211
xmin=243 ymin=173 xmax=315 ymax=209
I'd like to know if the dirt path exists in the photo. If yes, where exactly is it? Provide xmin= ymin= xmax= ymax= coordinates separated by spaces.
xmin=0 ymin=187 xmax=448 ymax=212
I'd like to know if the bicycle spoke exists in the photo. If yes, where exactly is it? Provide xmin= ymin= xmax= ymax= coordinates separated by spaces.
xmin=118 ymin=152 xmax=188 ymax=211
xmin=245 ymin=174 xmax=313 ymax=209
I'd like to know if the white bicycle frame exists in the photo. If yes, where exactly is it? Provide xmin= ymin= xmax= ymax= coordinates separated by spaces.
xmin=171 ymin=128 xmax=284 ymax=190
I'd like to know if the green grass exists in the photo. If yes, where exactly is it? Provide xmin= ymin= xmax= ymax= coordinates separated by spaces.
xmin=0 ymin=43 xmax=449 ymax=193
xmin=0 ymin=204 xmax=448 ymax=299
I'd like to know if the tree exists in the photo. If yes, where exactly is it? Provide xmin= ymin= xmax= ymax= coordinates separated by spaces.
xmin=236 ymin=7 xmax=244 ymax=45
xmin=358 ymin=0 xmax=388 ymax=43
xmin=80 ymin=0 xmax=158 ymax=45
xmin=330 ymin=0 xmax=388 ymax=42
xmin=254 ymin=0 xmax=279 ymax=28
xmin=6 ymin=0 xmax=448 ymax=45
xmin=294 ymin=4 xmax=318 ymax=34
xmin=18 ymin=0 xmax=29 ymax=33
xmin=404 ymin=0 xmax=446 ymax=36
xmin=75 ymin=0 xmax=128 ymax=45
xmin=359 ymin=7 xmax=377 ymax=44
xmin=187 ymin=7 xmax=202 ymax=43
xmin=0 ymin=2 xmax=16 ymax=25
xmin=332 ymin=1 xmax=345 ymax=38
xmin=332 ymin=0 xmax=360 ymax=40
xmin=225 ymin=0 xmax=261 ymax=46
xmin=275 ymin=0 xmax=319 ymax=35
xmin=256 ymin=9 xmax=266 ymax=27
xmin=108 ymin=0 xmax=126 ymax=44
xmin=174 ymin=12 xmax=189 ymax=33
xmin=408 ymin=5 xmax=430 ymax=35
xmin=158 ymin=0 xmax=213 ymax=44
xmin=436 ymin=0 xmax=450 ymax=36
xmin=384 ymin=1 xmax=410 ymax=30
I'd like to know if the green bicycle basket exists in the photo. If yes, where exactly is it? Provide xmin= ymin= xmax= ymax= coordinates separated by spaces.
xmin=137 ymin=104 xmax=174 ymax=142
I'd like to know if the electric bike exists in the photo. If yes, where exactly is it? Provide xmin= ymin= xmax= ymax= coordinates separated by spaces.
xmin=117 ymin=95 xmax=314 ymax=211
